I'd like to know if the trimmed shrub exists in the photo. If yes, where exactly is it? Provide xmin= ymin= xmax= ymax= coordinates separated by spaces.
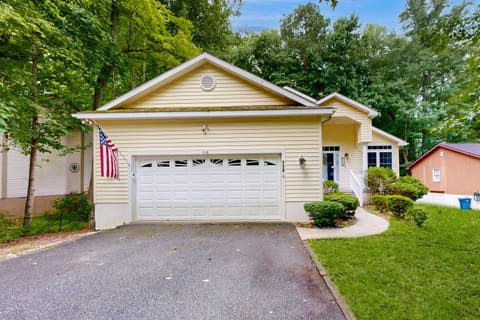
xmin=406 ymin=207 xmax=428 ymax=227
xmin=323 ymin=180 xmax=339 ymax=195
xmin=52 ymin=192 xmax=92 ymax=222
xmin=304 ymin=201 xmax=345 ymax=227
xmin=371 ymin=195 xmax=390 ymax=213
xmin=324 ymin=193 xmax=359 ymax=219
xmin=387 ymin=195 xmax=414 ymax=218
xmin=367 ymin=167 xmax=397 ymax=195
xmin=389 ymin=176 xmax=429 ymax=201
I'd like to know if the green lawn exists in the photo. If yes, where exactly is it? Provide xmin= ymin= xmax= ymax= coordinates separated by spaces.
xmin=0 ymin=213 xmax=89 ymax=243
xmin=310 ymin=205 xmax=480 ymax=320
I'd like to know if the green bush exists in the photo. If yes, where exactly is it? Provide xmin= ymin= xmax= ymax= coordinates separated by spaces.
xmin=324 ymin=193 xmax=359 ymax=219
xmin=387 ymin=195 xmax=414 ymax=218
xmin=53 ymin=192 xmax=92 ymax=223
xmin=367 ymin=167 xmax=397 ymax=195
xmin=406 ymin=207 xmax=428 ymax=227
xmin=304 ymin=201 xmax=345 ymax=227
xmin=0 ymin=213 xmax=22 ymax=243
xmin=398 ymin=176 xmax=428 ymax=201
xmin=323 ymin=180 xmax=339 ymax=195
xmin=371 ymin=195 xmax=390 ymax=213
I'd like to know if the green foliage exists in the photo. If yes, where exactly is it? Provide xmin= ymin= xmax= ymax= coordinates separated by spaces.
xmin=387 ymin=195 xmax=414 ymax=218
xmin=53 ymin=192 xmax=92 ymax=223
xmin=406 ymin=207 xmax=428 ymax=227
xmin=0 ymin=213 xmax=23 ymax=243
xmin=0 ymin=211 xmax=89 ymax=243
xmin=389 ymin=176 xmax=429 ymax=201
xmin=370 ymin=195 xmax=390 ymax=213
xmin=324 ymin=193 xmax=359 ymax=219
xmin=367 ymin=167 xmax=397 ymax=195
xmin=304 ymin=201 xmax=345 ymax=227
xmin=310 ymin=204 xmax=480 ymax=319
xmin=323 ymin=180 xmax=339 ymax=195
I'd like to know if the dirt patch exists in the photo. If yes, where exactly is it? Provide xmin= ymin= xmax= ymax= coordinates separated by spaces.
xmin=0 ymin=230 xmax=96 ymax=262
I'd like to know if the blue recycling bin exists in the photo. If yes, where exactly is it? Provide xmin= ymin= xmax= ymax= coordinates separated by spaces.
xmin=458 ymin=198 xmax=471 ymax=210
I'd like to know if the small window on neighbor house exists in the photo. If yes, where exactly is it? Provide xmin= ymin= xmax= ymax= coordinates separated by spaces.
xmin=433 ymin=168 xmax=441 ymax=182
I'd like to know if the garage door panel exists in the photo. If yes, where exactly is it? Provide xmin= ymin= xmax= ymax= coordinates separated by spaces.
xmin=136 ymin=154 xmax=282 ymax=220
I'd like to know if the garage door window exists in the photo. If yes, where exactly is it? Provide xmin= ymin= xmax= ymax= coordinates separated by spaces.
xmin=228 ymin=159 xmax=241 ymax=166
xmin=175 ymin=160 xmax=188 ymax=167
xmin=247 ymin=159 xmax=259 ymax=166
xmin=157 ymin=160 xmax=170 ymax=167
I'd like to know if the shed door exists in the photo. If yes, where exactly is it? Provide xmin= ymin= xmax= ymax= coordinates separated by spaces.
xmin=135 ymin=155 xmax=282 ymax=220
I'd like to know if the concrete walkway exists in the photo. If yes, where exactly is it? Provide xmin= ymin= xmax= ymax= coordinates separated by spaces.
xmin=297 ymin=208 xmax=389 ymax=240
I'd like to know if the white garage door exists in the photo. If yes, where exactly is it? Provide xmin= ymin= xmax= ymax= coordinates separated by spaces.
xmin=135 ymin=154 xmax=282 ymax=220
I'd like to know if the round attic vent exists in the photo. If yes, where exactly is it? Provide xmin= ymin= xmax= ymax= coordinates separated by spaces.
xmin=200 ymin=74 xmax=216 ymax=91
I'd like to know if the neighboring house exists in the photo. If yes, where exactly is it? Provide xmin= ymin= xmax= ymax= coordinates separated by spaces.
xmin=74 ymin=53 xmax=407 ymax=230
xmin=408 ymin=143 xmax=480 ymax=209
xmin=0 ymin=131 xmax=91 ymax=217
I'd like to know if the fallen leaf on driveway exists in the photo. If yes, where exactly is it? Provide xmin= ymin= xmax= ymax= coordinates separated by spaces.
xmin=202 ymin=279 xmax=209 ymax=283
xmin=165 ymin=277 xmax=172 ymax=280
xmin=240 ymin=264 xmax=248 ymax=268
xmin=171 ymin=247 xmax=177 ymax=251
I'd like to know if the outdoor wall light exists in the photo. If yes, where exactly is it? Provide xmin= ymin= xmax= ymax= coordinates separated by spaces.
xmin=299 ymin=156 xmax=306 ymax=168
xmin=344 ymin=152 xmax=349 ymax=159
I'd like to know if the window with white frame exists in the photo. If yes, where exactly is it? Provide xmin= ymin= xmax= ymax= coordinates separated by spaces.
xmin=367 ymin=145 xmax=393 ymax=169
xmin=432 ymin=168 xmax=440 ymax=182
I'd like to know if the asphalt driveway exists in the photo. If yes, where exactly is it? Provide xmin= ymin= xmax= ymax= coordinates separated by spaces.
xmin=0 ymin=223 xmax=345 ymax=320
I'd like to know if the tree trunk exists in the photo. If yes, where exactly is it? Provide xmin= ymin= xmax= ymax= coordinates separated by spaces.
xmin=23 ymin=121 xmax=38 ymax=226
xmin=24 ymin=0 xmax=40 ymax=227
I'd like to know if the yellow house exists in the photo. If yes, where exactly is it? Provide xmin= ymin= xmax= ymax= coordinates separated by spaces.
xmin=75 ymin=53 xmax=407 ymax=229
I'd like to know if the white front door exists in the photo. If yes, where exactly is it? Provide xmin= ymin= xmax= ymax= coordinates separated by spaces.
xmin=135 ymin=154 xmax=282 ymax=221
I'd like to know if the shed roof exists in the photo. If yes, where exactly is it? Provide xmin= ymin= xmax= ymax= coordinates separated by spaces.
xmin=408 ymin=143 xmax=480 ymax=169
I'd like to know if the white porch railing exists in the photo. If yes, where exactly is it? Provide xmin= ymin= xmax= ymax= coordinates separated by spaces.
xmin=349 ymin=170 xmax=364 ymax=207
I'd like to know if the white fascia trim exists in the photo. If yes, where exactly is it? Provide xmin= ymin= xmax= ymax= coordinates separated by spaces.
xmin=98 ymin=53 xmax=317 ymax=110
xmin=317 ymin=92 xmax=379 ymax=118
xmin=372 ymin=127 xmax=408 ymax=147
xmin=74 ymin=108 xmax=334 ymax=120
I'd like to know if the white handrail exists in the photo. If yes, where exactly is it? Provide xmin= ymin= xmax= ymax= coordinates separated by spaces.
xmin=349 ymin=170 xmax=364 ymax=207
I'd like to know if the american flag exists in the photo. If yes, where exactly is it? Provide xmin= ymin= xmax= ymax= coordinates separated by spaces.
xmin=98 ymin=127 xmax=119 ymax=179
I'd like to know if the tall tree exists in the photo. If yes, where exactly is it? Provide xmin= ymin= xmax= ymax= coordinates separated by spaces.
xmin=85 ymin=0 xmax=200 ymax=109
xmin=164 ymin=0 xmax=242 ymax=56
xmin=0 ymin=0 xmax=97 ymax=225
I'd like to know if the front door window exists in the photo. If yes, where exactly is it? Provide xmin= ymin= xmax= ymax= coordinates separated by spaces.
xmin=323 ymin=146 xmax=340 ymax=182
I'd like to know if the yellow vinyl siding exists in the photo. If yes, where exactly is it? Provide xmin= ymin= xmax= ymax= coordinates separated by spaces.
xmin=320 ymin=98 xmax=372 ymax=143
xmin=94 ymin=117 xmax=323 ymax=203
xmin=371 ymin=131 xmax=401 ymax=176
xmin=121 ymin=64 xmax=292 ymax=109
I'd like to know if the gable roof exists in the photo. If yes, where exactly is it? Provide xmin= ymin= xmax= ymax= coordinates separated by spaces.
xmin=408 ymin=143 xmax=480 ymax=169
xmin=97 ymin=53 xmax=317 ymax=111
xmin=372 ymin=127 xmax=408 ymax=147
xmin=316 ymin=92 xmax=378 ymax=119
